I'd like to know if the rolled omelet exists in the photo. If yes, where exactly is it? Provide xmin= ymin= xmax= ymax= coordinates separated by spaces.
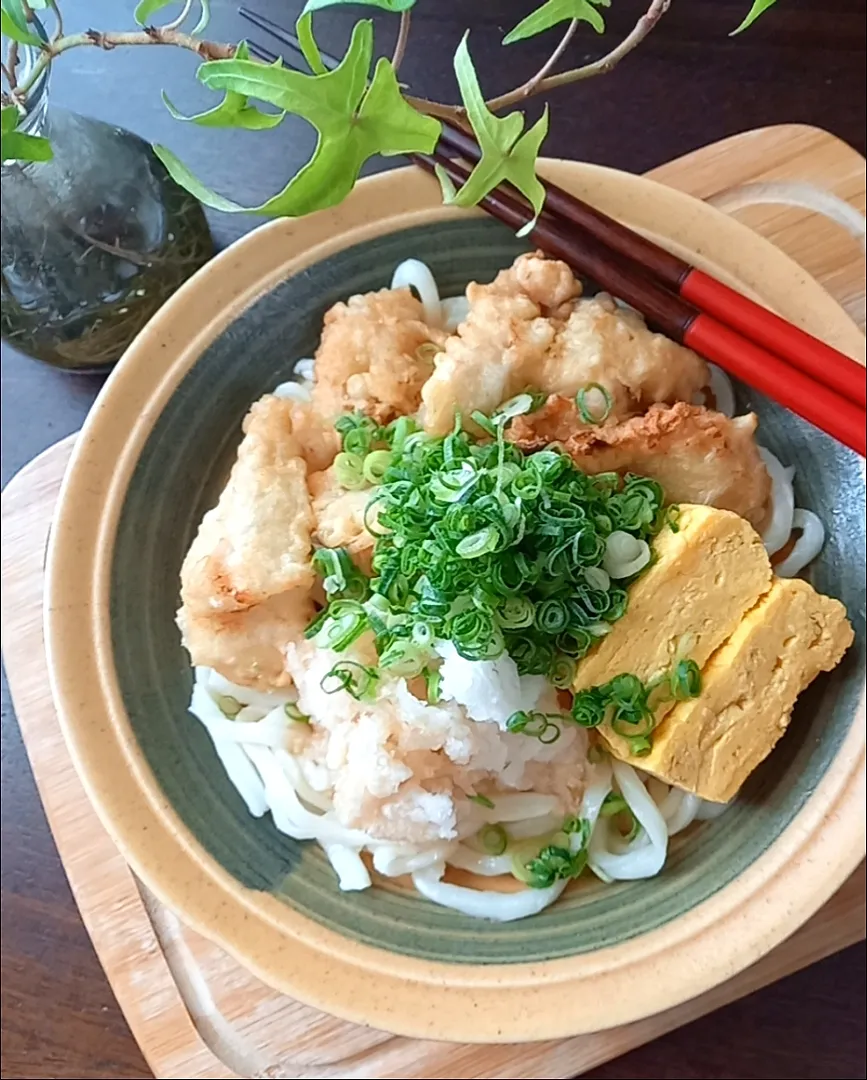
xmin=622 ymin=577 xmax=854 ymax=802
xmin=574 ymin=504 xmax=773 ymax=739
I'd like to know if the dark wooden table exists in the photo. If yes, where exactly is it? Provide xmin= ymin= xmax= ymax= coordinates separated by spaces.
xmin=2 ymin=2 xmax=866 ymax=1078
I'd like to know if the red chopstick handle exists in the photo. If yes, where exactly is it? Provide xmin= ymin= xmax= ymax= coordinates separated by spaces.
xmin=685 ymin=314 xmax=866 ymax=456
xmin=682 ymin=269 xmax=867 ymax=409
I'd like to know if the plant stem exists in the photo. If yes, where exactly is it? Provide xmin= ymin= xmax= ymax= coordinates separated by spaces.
xmin=164 ymin=0 xmax=195 ymax=33
xmin=391 ymin=9 xmax=411 ymax=74
xmin=6 ymin=41 xmax=20 ymax=88
xmin=15 ymin=27 xmax=236 ymax=99
xmin=486 ymin=0 xmax=671 ymax=112
xmin=492 ymin=18 xmax=580 ymax=108
xmin=46 ymin=0 xmax=63 ymax=40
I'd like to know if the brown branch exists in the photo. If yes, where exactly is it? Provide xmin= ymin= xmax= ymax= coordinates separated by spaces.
xmin=6 ymin=41 xmax=20 ymax=88
xmin=79 ymin=28 xmax=235 ymax=61
xmin=493 ymin=18 xmax=580 ymax=108
xmin=391 ymin=9 xmax=411 ymax=74
xmin=485 ymin=0 xmax=671 ymax=112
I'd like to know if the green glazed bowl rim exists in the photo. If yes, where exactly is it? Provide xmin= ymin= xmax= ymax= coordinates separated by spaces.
xmin=44 ymin=148 xmax=866 ymax=1043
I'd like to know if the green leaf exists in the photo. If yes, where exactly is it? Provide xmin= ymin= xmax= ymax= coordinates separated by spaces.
xmin=1 ymin=0 xmax=44 ymax=46
xmin=503 ymin=0 xmax=610 ymax=44
xmin=134 ymin=0 xmax=173 ymax=25
xmin=731 ymin=0 xmax=780 ymax=34
xmin=154 ymin=19 xmax=440 ymax=218
xmin=1 ymin=105 xmax=53 ymax=163
xmin=295 ymin=12 xmax=327 ymax=75
xmin=301 ymin=0 xmax=416 ymax=12
xmin=161 ymin=42 xmax=285 ymax=129
xmin=449 ymin=34 xmax=549 ymax=224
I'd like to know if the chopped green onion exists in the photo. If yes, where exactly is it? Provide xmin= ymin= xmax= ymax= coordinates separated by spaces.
xmin=491 ymin=393 xmax=536 ymax=424
xmin=468 ymin=793 xmax=495 ymax=809
xmin=335 ymin=412 xmax=383 ymax=457
xmin=506 ymin=710 xmax=562 ymax=743
xmin=363 ymin=449 xmax=393 ymax=485
xmin=378 ymin=639 xmax=427 ymax=678
xmin=600 ymin=793 xmax=628 ymax=817
xmin=670 ymin=658 xmax=702 ymax=700
xmin=415 ymin=341 xmax=441 ymax=364
xmin=571 ymin=688 xmax=607 ymax=728
xmin=479 ymin=824 xmax=508 ymax=855
xmin=310 ymin=409 xmax=671 ymax=691
xmin=284 ymin=702 xmax=310 ymax=723
xmin=312 ymin=547 xmax=369 ymax=601
xmin=628 ymin=735 xmax=653 ymax=756
xmin=334 ymin=451 xmax=367 ymax=490
xmin=456 ymin=525 xmax=500 ymax=559
xmin=423 ymin=666 xmax=442 ymax=703
xmin=518 ymin=843 xmax=587 ymax=889
xmin=576 ymin=383 xmax=613 ymax=424
xmin=313 ymin=600 xmax=369 ymax=651
xmin=320 ymin=661 xmax=378 ymax=700
xmin=218 ymin=695 xmax=242 ymax=718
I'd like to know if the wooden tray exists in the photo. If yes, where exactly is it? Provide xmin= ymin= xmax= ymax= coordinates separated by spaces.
xmin=2 ymin=124 xmax=865 ymax=1080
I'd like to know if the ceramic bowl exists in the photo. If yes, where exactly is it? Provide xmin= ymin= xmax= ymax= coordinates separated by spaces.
xmin=45 ymin=159 xmax=866 ymax=1042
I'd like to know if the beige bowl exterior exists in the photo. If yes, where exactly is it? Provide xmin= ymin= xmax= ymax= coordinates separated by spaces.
xmin=44 ymin=156 xmax=866 ymax=1043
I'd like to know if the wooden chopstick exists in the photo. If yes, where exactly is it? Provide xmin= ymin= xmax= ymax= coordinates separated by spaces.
xmin=415 ymin=150 xmax=866 ymax=457
xmin=436 ymin=120 xmax=867 ymax=412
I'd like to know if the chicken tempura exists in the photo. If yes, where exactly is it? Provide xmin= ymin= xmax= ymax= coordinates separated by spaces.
xmin=178 ymin=395 xmax=319 ymax=687
xmin=312 ymin=288 xmax=445 ymax=424
xmin=511 ymin=398 xmax=771 ymax=527
xmin=421 ymin=252 xmax=709 ymax=436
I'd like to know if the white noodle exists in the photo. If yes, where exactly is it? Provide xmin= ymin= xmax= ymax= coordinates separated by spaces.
xmin=412 ymin=864 xmax=567 ymax=920
xmin=323 ymin=844 xmax=372 ymax=892
xmin=504 ymin=812 xmax=562 ymax=840
xmin=588 ymin=761 xmax=668 ymax=882
xmin=476 ymin=793 xmax=561 ymax=823
xmin=441 ymin=295 xmax=470 ymax=331
xmin=444 ymin=846 xmax=514 ymax=877
xmin=373 ymin=843 xmax=454 ymax=877
xmin=774 ymin=508 xmax=826 ymax=577
xmin=708 ymin=363 xmax=736 ymax=417
xmin=206 ymin=669 xmax=296 ymax=711
xmin=695 ymin=799 xmax=731 ymax=821
xmin=758 ymin=447 xmax=796 ymax=556
xmin=391 ymin=259 xmax=442 ymax=326
xmin=272 ymin=381 xmax=311 ymax=402
xmin=295 ymin=358 xmax=315 ymax=382
xmin=665 ymin=792 xmax=702 ymax=836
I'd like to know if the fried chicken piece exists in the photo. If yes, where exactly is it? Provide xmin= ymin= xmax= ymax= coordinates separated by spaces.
xmin=421 ymin=252 xmax=582 ymax=436
xmin=308 ymin=466 xmax=376 ymax=575
xmin=311 ymin=288 xmax=445 ymax=424
xmin=511 ymin=400 xmax=771 ymax=528
xmin=542 ymin=293 xmax=709 ymax=419
xmin=178 ymin=394 xmax=317 ymax=688
xmin=508 ymin=393 xmax=591 ymax=449
xmin=420 ymin=252 xmax=708 ymax=436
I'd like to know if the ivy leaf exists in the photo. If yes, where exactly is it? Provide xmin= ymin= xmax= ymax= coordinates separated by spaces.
xmin=153 ymin=20 xmax=440 ymax=218
xmin=161 ymin=41 xmax=285 ymax=129
xmin=295 ymin=12 xmax=327 ymax=75
xmin=503 ymin=0 xmax=611 ymax=44
xmin=133 ymin=0 xmax=174 ymax=24
xmin=446 ymin=34 xmax=549 ymax=227
xmin=1 ymin=104 xmax=53 ymax=164
xmin=731 ymin=0 xmax=780 ymax=34
xmin=301 ymin=0 xmax=416 ymax=12
xmin=1 ymin=0 xmax=44 ymax=46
